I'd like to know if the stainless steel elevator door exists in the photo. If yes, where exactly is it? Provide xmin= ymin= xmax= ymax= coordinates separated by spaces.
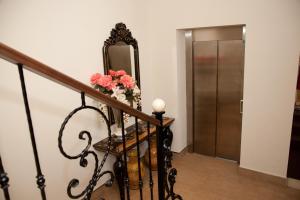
xmin=216 ymin=40 xmax=244 ymax=161
xmin=193 ymin=41 xmax=218 ymax=156
xmin=192 ymin=40 xmax=244 ymax=161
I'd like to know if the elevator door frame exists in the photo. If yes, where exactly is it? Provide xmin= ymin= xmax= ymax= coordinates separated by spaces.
xmin=185 ymin=25 xmax=246 ymax=163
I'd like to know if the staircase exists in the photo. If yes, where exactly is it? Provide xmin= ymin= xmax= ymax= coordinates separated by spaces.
xmin=0 ymin=43 xmax=182 ymax=200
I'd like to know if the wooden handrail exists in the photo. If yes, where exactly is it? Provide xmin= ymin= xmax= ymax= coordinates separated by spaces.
xmin=0 ymin=42 xmax=160 ymax=125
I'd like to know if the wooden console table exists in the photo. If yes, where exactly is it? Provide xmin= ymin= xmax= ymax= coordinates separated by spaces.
xmin=93 ymin=117 xmax=174 ymax=200
xmin=93 ymin=117 xmax=174 ymax=156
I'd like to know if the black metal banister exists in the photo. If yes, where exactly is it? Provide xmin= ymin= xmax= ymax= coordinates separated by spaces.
xmin=120 ymin=110 xmax=131 ymax=200
xmin=0 ymin=42 xmax=182 ymax=200
xmin=134 ymin=117 xmax=144 ymax=200
xmin=18 ymin=64 xmax=47 ymax=199
xmin=146 ymin=121 xmax=154 ymax=200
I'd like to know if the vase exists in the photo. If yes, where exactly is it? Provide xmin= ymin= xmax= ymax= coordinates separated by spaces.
xmin=127 ymin=149 xmax=145 ymax=190
xmin=111 ymin=108 xmax=126 ymax=137
xmin=144 ymin=135 xmax=157 ymax=170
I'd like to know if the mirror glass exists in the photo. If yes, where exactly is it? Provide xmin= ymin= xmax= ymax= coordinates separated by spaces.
xmin=107 ymin=42 xmax=135 ymax=79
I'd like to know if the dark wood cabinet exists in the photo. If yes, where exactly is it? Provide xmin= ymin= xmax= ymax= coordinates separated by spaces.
xmin=287 ymin=109 xmax=300 ymax=179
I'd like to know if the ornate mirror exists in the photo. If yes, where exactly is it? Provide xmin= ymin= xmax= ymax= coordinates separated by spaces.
xmin=103 ymin=23 xmax=141 ymax=88
xmin=102 ymin=23 xmax=141 ymax=125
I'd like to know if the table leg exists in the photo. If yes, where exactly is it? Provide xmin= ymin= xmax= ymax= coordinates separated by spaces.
xmin=113 ymin=156 xmax=125 ymax=200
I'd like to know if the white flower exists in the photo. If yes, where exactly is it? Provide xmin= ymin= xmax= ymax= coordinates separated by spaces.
xmin=96 ymin=103 xmax=108 ymax=122
xmin=117 ymin=93 xmax=130 ymax=105
xmin=133 ymin=85 xmax=140 ymax=96
xmin=111 ymin=86 xmax=125 ymax=98
xmin=116 ymin=93 xmax=126 ymax=102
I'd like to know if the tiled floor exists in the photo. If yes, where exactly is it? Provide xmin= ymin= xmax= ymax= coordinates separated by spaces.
xmin=92 ymin=152 xmax=300 ymax=200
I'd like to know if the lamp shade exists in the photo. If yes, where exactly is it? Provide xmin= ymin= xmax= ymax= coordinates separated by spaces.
xmin=152 ymin=98 xmax=166 ymax=112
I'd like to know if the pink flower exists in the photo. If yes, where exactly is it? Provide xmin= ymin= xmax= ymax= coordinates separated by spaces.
xmin=107 ymin=81 xmax=117 ymax=90
xmin=109 ymin=69 xmax=127 ymax=76
xmin=108 ymin=70 xmax=117 ymax=76
xmin=120 ymin=75 xmax=134 ymax=89
xmin=116 ymin=70 xmax=127 ymax=76
xmin=97 ymin=75 xmax=113 ymax=89
xmin=90 ymin=73 xmax=102 ymax=85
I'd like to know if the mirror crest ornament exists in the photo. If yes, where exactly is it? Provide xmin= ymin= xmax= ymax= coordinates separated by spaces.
xmin=104 ymin=23 xmax=138 ymax=48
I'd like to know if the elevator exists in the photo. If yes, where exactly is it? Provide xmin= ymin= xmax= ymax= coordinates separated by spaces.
xmin=185 ymin=25 xmax=245 ymax=162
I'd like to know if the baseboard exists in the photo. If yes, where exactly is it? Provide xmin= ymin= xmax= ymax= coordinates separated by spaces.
xmin=238 ymin=167 xmax=287 ymax=187
xmin=288 ymin=178 xmax=300 ymax=190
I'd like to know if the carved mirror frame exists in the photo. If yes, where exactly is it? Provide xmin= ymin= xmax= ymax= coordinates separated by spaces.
xmin=102 ymin=22 xmax=141 ymax=89
xmin=102 ymin=23 xmax=141 ymax=125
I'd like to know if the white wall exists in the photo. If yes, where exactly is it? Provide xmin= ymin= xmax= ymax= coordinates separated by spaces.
xmin=0 ymin=0 xmax=152 ymax=199
xmin=1 ymin=1 xmax=300 ymax=199
xmin=145 ymin=0 xmax=300 ymax=178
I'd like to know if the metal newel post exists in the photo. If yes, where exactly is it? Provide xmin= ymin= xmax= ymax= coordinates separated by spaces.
xmin=152 ymin=98 xmax=166 ymax=200
xmin=154 ymin=111 xmax=165 ymax=200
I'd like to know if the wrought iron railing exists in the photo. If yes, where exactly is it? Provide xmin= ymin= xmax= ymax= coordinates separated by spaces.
xmin=0 ymin=42 xmax=182 ymax=200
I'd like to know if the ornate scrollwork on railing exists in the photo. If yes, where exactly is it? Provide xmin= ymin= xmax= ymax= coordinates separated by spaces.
xmin=36 ymin=174 xmax=46 ymax=190
xmin=0 ymin=166 xmax=10 ymax=200
xmin=0 ymin=172 xmax=9 ymax=190
xmin=163 ymin=127 xmax=182 ymax=200
xmin=165 ymin=168 xmax=182 ymax=200
xmin=104 ymin=22 xmax=138 ymax=48
xmin=58 ymin=93 xmax=114 ymax=200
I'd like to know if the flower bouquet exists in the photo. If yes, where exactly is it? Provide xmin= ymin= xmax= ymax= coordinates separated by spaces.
xmin=90 ymin=69 xmax=141 ymax=136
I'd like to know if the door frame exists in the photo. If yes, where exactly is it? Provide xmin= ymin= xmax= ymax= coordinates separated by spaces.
xmin=185 ymin=25 xmax=246 ymax=163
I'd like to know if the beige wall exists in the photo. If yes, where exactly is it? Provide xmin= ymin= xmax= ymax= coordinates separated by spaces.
xmin=145 ymin=0 xmax=300 ymax=177
xmin=1 ymin=0 xmax=300 ymax=199
xmin=0 ymin=0 xmax=153 ymax=199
